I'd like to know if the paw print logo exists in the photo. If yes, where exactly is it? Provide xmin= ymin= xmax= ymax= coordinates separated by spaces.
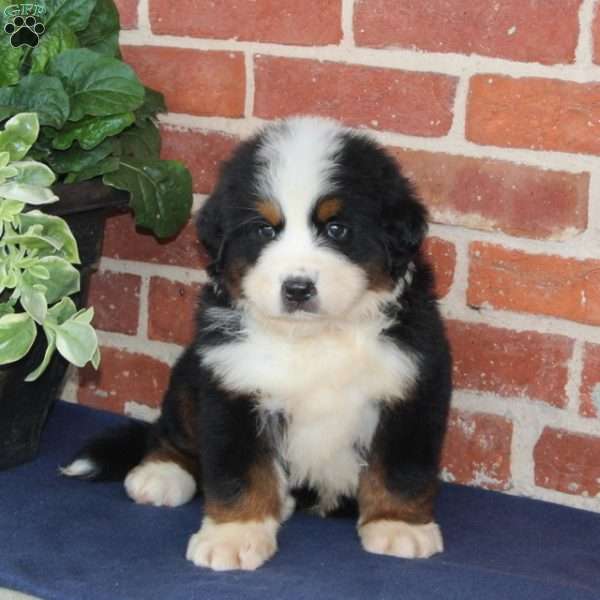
xmin=4 ymin=15 xmax=45 ymax=48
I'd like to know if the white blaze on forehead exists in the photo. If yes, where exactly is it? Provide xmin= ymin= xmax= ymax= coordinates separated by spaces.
xmin=255 ymin=116 xmax=346 ymax=229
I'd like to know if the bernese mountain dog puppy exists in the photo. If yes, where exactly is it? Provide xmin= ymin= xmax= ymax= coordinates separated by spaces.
xmin=63 ymin=116 xmax=452 ymax=571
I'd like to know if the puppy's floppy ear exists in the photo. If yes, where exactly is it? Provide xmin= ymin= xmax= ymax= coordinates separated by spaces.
xmin=197 ymin=191 xmax=225 ymax=263
xmin=382 ymin=176 xmax=428 ymax=274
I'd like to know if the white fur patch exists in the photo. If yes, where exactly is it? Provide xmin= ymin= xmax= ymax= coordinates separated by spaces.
xmin=60 ymin=458 xmax=96 ymax=478
xmin=124 ymin=461 xmax=196 ymax=507
xmin=201 ymin=314 xmax=419 ymax=509
xmin=358 ymin=520 xmax=443 ymax=559
xmin=186 ymin=517 xmax=279 ymax=571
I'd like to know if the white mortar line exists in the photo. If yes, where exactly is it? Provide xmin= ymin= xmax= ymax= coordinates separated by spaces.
xmin=441 ymin=302 xmax=600 ymax=343
xmin=136 ymin=0 xmax=151 ymax=33
xmin=427 ymin=219 xmax=598 ymax=261
xmin=59 ymin=366 xmax=79 ymax=404
xmin=565 ymin=341 xmax=586 ymax=414
xmin=118 ymin=29 xmax=600 ymax=83
xmin=341 ymin=0 xmax=355 ymax=47
xmin=97 ymin=331 xmax=182 ymax=365
xmin=136 ymin=275 xmax=150 ymax=339
xmin=158 ymin=111 xmax=600 ymax=175
xmin=124 ymin=401 xmax=161 ymax=422
xmin=451 ymin=391 xmax=600 ymax=441
xmin=508 ymin=412 xmax=539 ymax=495
xmin=437 ymin=233 xmax=469 ymax=309
xmin=585 ymin=170 xmax=600 ymax=247
xmin=445 ymin=74 xmax=470 ymax=142
xmin=98 ymin=258 xmax=210 ymax=285
xmin=576 ymin=0 xmax=597 ymax=66
xmin=244 ymin=51 xmax=255 ymax=117
xmin=192 ymin=192 xmax=209 ymax=213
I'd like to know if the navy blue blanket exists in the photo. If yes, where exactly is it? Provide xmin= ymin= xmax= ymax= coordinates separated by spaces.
xmin=0 ymin=402 xmax=599 ymax=600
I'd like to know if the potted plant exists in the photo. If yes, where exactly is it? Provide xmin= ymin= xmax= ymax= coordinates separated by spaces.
xmin=0 ymin=112 xmax=103 ymax=467
xmin=0 ymin=0 xmax=194 ymax=468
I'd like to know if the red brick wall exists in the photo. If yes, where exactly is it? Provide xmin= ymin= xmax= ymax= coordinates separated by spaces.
xmin=67 ymin=0 xmax=600 ymax=512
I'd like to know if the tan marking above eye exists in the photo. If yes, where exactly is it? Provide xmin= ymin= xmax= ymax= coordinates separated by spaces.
xmin=316 ymin=197 xmax=343 ymax=223
xmin=256 ymin=200 xmax=283 ymax=227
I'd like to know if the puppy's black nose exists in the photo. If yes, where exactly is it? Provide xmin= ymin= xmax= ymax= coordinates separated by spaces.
xmin=282 ymin=277 xmax=317 ymax=304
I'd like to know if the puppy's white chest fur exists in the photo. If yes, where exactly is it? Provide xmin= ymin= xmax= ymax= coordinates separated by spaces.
xmin=201 ymin=314 xmax=418 ymax=508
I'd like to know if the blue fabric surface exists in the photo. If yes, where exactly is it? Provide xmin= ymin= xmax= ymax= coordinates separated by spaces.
xmin=0 ymin=401 xmax=599 ymax=600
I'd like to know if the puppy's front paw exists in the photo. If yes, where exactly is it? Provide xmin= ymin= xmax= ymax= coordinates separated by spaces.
xmin=124 ymin=461 xmax=196 ymax=507
xmin=359 ymin=520 xmax=443 ymax=559
xmin=186 ymin=518 xmax=278 ymax=571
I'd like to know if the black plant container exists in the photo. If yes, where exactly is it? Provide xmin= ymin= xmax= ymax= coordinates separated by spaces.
xmin=0 ymin=180 xmax=128 ymax=470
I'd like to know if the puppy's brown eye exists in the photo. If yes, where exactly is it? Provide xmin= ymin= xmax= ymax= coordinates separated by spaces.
xmin=257 ymin=224 xmax=277 ymax=240
xmin=325 ymin=222 xmax=349 ymax=241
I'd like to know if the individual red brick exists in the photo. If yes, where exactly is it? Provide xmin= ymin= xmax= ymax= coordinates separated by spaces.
xmin=160 ymin=127 xmax=238 ymax=194
xmin=393 ymin=148 xmax=588 ymax=240
xmin=468 ymin=243 xmax=600 ymax=326
xmin=422 ymin=237 xmax=455 ymax=298
xmin=114 ymin=0 xmax=137 ymax=29
xmin=78 ymin=347 xmax=171 ymax=414
xmin=447 ymin=321 xmax=573 ymax=407
xmin=149 ymin=0 xmax=342 ymax=45
xmin=534 ymin=427 xmax=600 ymax=497
xmin=580 ymin=343 xmax=600 ymax=418
xmin=102 ymin=213 xmax=208 ymax=270
xmin=467 ymin=75 xmax=600 ymax=155
xmin=254 ymin=56 xmax=457 ymax=136
xmin=121 ymin=46 xmax=245 ymax=117
xmin=87 ymin=271 xmax=141 ymax=335
xmin=354 ymin=0 xmax=581 ymax=65
xmin=148 ymin=278 xmax=201 ymax=346
xmin=441 ymin=410 xmax=513 ymax=491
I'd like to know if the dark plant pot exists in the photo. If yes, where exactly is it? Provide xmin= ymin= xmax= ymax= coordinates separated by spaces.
xmin=0 ymin=180 xmax=129 ymax=470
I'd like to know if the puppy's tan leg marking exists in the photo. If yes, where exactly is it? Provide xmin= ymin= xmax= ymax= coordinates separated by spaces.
xmin=125 ymin=446 xmax=198 ymax=508
xmin=187 ymin=459 xmax=285 ymax=571
xmin=357 ymin=462 xmax=442 ymax=559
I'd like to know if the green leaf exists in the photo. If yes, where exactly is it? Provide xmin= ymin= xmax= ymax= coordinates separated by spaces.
xmin=91 ymin=345 xmax=100 ymax=369
xmin=73 ymin=306 xmax=94 ymax=324
xmin=0 ymin=312 xmax=36 ymax=365
xmin=103 ymin=159 xmax=193 ymax=238
xmin=135 ymin=87 xmax=167 ymax=125
xmin=42 ymin=0 xmax=97 ymax=34
xmin=0 ymin=113 xmax=39 ymax=161
xmin=27 ymin=264 xmax=50 ymax=279
xmin=22 ymin=256 xmax=80 ymax=303
xmin=44 ymin=138 xmax=116 ymax=174
xmin=47 ymin=296 xmax=77 ymax=323
xmin=51 ymin=112 xmax=135 ymax=150
xmin=119 ymin=121 xmax=161 ymax=160
xmin=0 ymin=303 xmax=15 ymax=317
xmin=0 ymin=199 xmax=24 ymax=221
xmin=0 ymin=35 xmax=24 ymax=87
xmin=0 ymin=182 xmax=59 ymax=205
xmin=77 ymin=0 xmax=120 ymax=57
xmin=10 ymin=160 xmax=57 ymax=186
xmin=64 ymin=155 xmax=119 ymax=183
xmin=19 ymin=211 xmax=80 ymax=262
xmin=30 ymin=21 xmax=80 ymax=75
xmin=20 ymin=282 xmax=48 ymax=323
xmin=54 ymin=319 xmax=98 ymax=366
xmin=25 ymin=326 xmax=56 ymax=381
xmin=0 ymin=75 xmax=70 ymax=129
xmin=47 ymin=48 xmax=145 ymax=121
